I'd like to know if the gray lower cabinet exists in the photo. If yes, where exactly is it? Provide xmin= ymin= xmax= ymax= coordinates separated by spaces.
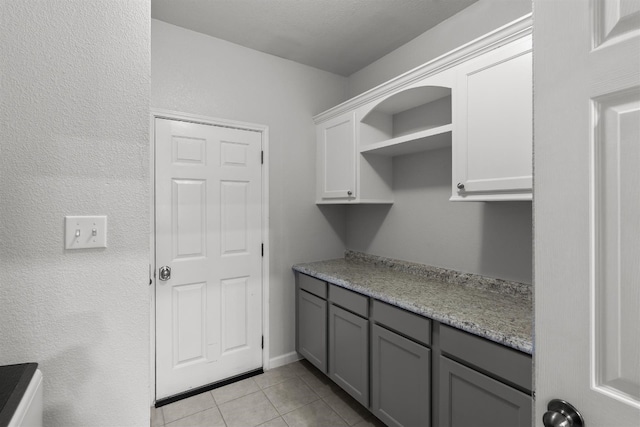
xmin=297 ymin=289 xmax=327 ymax=373
xmin=371 ymin=324 xmax=430 ymax=427
xmin=328 ymin=303 xmax=369 ymax=406
xmin=439 ymin=356 xmax=532 ymax=427
xmin=295 ymin=274 xmax=532 ymax=427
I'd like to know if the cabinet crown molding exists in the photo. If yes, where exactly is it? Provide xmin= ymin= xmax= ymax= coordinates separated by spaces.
xmin=313 ymin=13 xmax=533 ymax=124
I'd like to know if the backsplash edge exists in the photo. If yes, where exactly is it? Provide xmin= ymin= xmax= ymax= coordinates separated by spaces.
xmin=344 ymin=249 xmax=532 ymax=299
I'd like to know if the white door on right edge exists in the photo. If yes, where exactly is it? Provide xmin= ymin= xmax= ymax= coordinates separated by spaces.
xmin=535 ymin=0 xmax=640 ymax=426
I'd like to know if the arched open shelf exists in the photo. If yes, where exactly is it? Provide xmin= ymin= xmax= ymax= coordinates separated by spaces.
xmin=359 ymin=85 xmax=452 ymax=156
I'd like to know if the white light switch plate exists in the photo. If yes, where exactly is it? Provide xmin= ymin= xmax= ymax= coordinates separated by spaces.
xmin=65 ymin=216 xmax=107 ymax=249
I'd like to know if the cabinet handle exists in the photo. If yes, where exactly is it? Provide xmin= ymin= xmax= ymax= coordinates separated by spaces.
xmin=456 ymin=183 xmax=465 ymax=190
xmin=347 ymin=190 xmax=353 ymax=196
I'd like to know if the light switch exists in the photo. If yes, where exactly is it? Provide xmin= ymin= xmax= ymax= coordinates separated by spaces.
xmin=65 ymin=216 xmax=107 ymax=249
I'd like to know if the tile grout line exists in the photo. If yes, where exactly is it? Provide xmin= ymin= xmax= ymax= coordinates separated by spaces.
xmin=157 ymin=361 xmax=363 ymax=427
xmin=212 ymin=378 xmax=261 ymax=406
xmin=159 ymin=391 xmax=220 ymax=426
xmin=259 ymin=414 xmax=288 ymax=427
xmin=320 ymin=395 xmax=354 ymax=427
xmin=260 ymin=367 xmax=331 ymax=423
xmin=294 ymin=365 xmax=354 ymax=426
xmin=215 ymin=390 xmax=229 ymax=427
xmin=292 ymin=368 xmax=350 ymax=426
xmin=218 ymin=389 xmax=270 ymax=427
xmin=262 ymin=374 xmax=323 ymax=417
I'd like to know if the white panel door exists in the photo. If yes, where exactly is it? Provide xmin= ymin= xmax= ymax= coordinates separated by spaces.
xmin=155 ymin=118 xmax=263 ymax=400
xmin=535 ymin=0 xmax=640 ymax=425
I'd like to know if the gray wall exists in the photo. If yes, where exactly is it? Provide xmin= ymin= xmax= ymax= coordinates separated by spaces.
xmin=345 ymin=0 xmax=533 ymax=284
xmin=348 ymin=0 xmax=533 ymax=97
xmin=151 ymin=20 xmax=349 ymax=363
xmin=0 ymin=1 xmax=151 ymax=425
xmin=347 ymin=149 xmax=532 ymax=284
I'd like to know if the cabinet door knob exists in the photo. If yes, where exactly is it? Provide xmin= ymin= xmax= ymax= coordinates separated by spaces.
xmin=347 ymin=190 xmax=353 ymax=196
xmin=456 ymin=182 xmax=465 ymax=190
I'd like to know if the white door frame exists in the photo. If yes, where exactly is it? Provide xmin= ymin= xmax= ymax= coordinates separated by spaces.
xmin=149 ymin=109 xmax=270 ymax=404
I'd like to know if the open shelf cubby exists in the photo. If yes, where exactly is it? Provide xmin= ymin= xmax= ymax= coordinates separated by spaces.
xmin=359 ymin=85 xmax=452 ymax=157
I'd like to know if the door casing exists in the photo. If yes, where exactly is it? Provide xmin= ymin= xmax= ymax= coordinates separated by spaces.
xmin=148 ymin=109 xmax=270 ymax=404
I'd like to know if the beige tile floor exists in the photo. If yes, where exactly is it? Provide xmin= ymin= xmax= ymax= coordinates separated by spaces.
xmin=151 ymin=360 xmax=387 ymax=427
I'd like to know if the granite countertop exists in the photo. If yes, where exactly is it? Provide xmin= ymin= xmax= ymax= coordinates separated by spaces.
xmin=293 ymin=251 xmax=533 ymax=354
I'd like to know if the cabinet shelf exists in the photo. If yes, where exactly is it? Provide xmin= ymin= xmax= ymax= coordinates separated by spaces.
xmin=359 ymin=124 xmax=452 ymax=157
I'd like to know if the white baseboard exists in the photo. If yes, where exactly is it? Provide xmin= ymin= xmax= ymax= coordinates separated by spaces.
xmin=268 ymin=351 xmax=300 ymax=370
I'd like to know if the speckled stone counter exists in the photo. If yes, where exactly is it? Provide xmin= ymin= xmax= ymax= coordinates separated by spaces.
xmin=293 ymin=251 xmax=533 ymax=354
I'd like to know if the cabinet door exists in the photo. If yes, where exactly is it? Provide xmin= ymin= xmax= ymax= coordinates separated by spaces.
xmin=439 ymin=356 xmax=531 ymax=427
xmin=328 ymin=304 xmax=368 ymax=406
xmin=371 ymin=324 xmax=430 ymax=427
xmin=317 ymin=112 xmax=356 ymax=201
xmin=453 ymin=35 xmax=532 ymax=201
xmin=297 ymin=290 xmax=327 ymax=373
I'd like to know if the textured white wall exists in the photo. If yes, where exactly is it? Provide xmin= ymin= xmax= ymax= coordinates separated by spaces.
xmin=0 ymin=1 xmax=150 ymax=425
xmin=347 ymin=0 xmax=533 ymax=97
xmin=151 ymin=20 xmax=348 ymax=362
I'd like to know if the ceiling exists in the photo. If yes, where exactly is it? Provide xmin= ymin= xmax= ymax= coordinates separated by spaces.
xmin=151 ymin=0 xmax=478 ymax=76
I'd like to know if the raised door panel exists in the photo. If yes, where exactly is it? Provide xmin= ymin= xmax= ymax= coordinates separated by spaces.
xmin=593 ymin=89 xmax=640 ymax=402
xmin=328 ymin=304 xmax=369 ymax=406
xmin=439 ymin=356 xmax=531 ymax=427
xmin=297 ymin=290 xmax=327 ymax=373
xmin=317 ymin=112 xmax=356 ymax=201
xmin=453 ymin=35 xmax=533 ymax=201
xmin=371 ymin=324 xmax=430 ymax=427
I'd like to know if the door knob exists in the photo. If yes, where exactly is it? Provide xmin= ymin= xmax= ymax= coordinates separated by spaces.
xmin=543 ymin=399 xmax=584 ymax=427
xmin=159 ymin=266 xmax=171 ymax=281
xmin=457 ymin=182 xmax=465 ymax=190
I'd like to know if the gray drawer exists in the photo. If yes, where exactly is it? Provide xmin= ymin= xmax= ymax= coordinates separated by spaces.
xmin=440 ymin=324 xmax=532 ymax=392
xmin=372 ymin=300 xmax=431 ymax=346
xmin=329 ymin=284 xmax=368 ymax=318
xmin=298 ymin=274 xmax=327 ymax=299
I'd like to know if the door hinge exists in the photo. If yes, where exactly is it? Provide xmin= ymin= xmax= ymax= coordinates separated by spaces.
xmin=261 ymin=151 xmax=264 ymax=164
xmin=261 ymin=336 xmax=264 ymax=349
xmin=261 ymin=243 xmax=264 ymax=257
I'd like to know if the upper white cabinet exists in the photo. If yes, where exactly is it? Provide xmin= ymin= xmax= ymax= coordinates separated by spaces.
xmin=358 ymin=82 xmax=453 ymax=157
xmin=316 ymin=112 xmax=357 ymax=201
xmin=451 ymin=34 xmax=533 ymax=201
xmin=314 ymin=14 xmax=533 ymax=204
xmin=316 ymin=72 xmax=455 ymax=204
xmin=316 ymin=108 xmax=394 ymax=204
